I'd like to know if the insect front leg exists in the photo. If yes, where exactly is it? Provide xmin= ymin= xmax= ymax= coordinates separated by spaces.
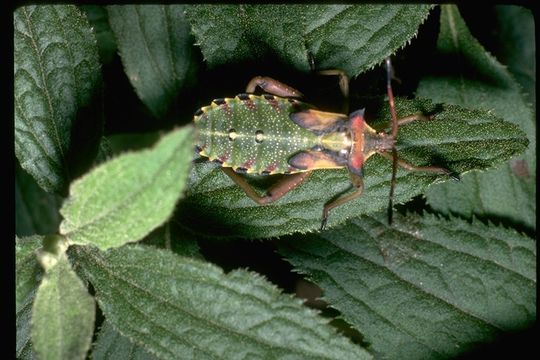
xmin=222 ymin=168 xmax=311 ymax=204
xmin=317 ymin=69 xmax=350 ymax=113
xmin=317 ymin=69 xmax=349 ymax=99
xmin=321 ymin=173 xmax=364 ymax=231
xmin=246 ymin=76 xmax=303 ymax=98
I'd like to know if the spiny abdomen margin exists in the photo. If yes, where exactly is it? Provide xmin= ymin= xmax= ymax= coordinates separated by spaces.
xmin=194 ymin=94 xmax=318 ymax=175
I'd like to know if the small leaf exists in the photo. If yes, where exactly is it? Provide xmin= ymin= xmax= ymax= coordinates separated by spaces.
xmin=92 ymin=320 xmax=158 ymax=360
xmin=107 ymin=5 xmax=196 ymax=118
xmin=16 ymin=236 xmax=44 ymax=312
xmin=278 ymin=212 xmax=536 ymax=359
xmin=80 ymin=5 xmax=117 ymax=64
xmin=179 ymin=99 xmax=527 ymax=238
xmin=493 ymin=5 xmax=535 ymax=105
xmin=31 ymin=255 xmax=96 ymax=360
xmin=71 ymin=245 xmax=371 ymax=360
xmin=14 ymin=5 xmax=101 ymax=194
xmin=60 ymin=126 xmax=193 ymax=250
xmin=186 ymin=4 xmax=433 ymax=76
xmin=16 ymin=236 xmax=43 ymax=360
xmin=417 ymin=5 xmax=536 ymax=232
xmin=17 ymin=289 xmax=35 ymax=360
xmin=16 ymin=161 xmax=62 ymax=236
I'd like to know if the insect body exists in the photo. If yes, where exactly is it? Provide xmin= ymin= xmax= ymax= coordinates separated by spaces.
xmin=193 ymin=60 xmax=452 ymax=229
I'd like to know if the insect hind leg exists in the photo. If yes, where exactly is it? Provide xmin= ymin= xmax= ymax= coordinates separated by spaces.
xmin=246 ymin=76 xmax=303 ymax=98
xmin=222 ymin=167 xmax=311 ymax=204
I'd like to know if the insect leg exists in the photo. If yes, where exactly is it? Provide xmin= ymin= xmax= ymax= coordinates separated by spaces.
xmin=379 ymin=152 xmax=456 ymax=178
xmin=246 ymin=76 xmax=303 ymax=98
xmin=317 ymin=69 xmax=349 ymax=99
xmin=321 ymin=174 xmax=364 ymax=231
xmin=385 ymin=57 xmax=399 ymax=224
xmin=222 ymin=168 xmax=311 ymax=204
xmin=396 ymin=114 xmax=433 ymax=127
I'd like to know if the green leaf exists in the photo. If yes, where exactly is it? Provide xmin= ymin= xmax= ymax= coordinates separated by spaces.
xmin=179 ymin=98 xmax=527 ymax=238
xmin=60 ymin=126 xmax=193 ymax=250
xmin=31 ymin=255 xmax=96 ymax=360
xmin=304 ymin=4 xmax=434 ymax=76
xmin=92 ymin=320 xmax=158 ymax=360
xmin=493 ymin=5 xmax=535 ymax=105
xmin=80 ymin=5 xmax=117 ymax=64
xmin=14 ymin=5 xmax=101 ymax=194
xmin=186 ymin=5 xmax=311 ymax=72
xmin=186 ymin=4 xmax=433 ymax=76
xmin=17 ymin=289 xmax=36 ymax=360
xmin=16 ymin=236 xmax=44 ymax=312
xmin=16 ymin=161 xmax=62 ymax=237
xmin=417 ymin=5 xmax=536 ymax=232
xmin=107 ymin=5 xmax=196 ymax=118
xmin=142 ymin=221 xmax=203 ymax=260
xmin=16 ymin=236 xmax=44 ymax=360
xmin=71 ymin=245 xmax=371 ymax=360
xmin=278 ymin=212 xmax=536 ymax=359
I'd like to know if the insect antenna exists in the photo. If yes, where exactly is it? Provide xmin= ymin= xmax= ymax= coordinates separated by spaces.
xmin=385 ymin=57 xmax=399 ymax=224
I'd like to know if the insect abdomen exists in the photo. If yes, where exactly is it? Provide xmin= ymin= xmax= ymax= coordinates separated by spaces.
xmin=194 ymin=94 xmax=319 ymax=175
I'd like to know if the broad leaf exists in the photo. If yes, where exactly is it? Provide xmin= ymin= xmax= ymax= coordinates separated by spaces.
xmin=16 ymin=162 xmax=62 ymax=236
xmin=107 ymin=5 xmax=196 ymax=118
xmin=60 ymin=126 xmax=193 ymax=250
xmin=278 ymin=212 xmax=536 ymax=359
xmin=92 ymin=320 xmax=158 ymax=360
xmin=16 ymin=236 xmax=43 ymax=360
xmin=14 ymin=5 xmax=101 ymax=194
xmin=186 ymin=4 xmax=433 ymax=76
xmin=31 ymin=255 xmax=95 ymax=360
xmin=304 ymin=4 xmax=434 ymax=76
xmin=417 ymin=5 xmax=536 ymax=233
xmin=178 ymin=98 xmax=527 ymax=238
xmin=71 ymin=245 xmax=371 ymax=360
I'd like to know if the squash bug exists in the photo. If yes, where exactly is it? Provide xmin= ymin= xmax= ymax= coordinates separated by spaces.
xmin=193 ymin=58 xmax=453 ymax=230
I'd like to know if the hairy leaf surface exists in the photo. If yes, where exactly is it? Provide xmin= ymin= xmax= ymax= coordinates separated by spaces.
xmin=14 ymin=5 xmax=101 ymax=193
xmin=60 ymin=127 xmax=193 ymax=250
xmin=279 ymin=212 xmax=536 ymax=359
xmin=417 ymin=5 xmax=536 ymax=233
xmin=92 ymin=320 xmax=158 ymax=360
xmin=186 ymin=4 xmax=433 ymax=76
xmin=71 ymin=245 xmax=371 ymax=360
xmin=16 ymin=236 xmax=43 ymax=360
xmin=31 ymin=256 xmax=95 ymax=360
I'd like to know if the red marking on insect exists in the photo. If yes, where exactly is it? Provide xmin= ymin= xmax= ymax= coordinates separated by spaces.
xmin=218 ymin=153 xmax=230 ymax=163
xmin=220 ymin=102 xmax=233 ymax=117
xmin=242 ymin=158 xmax=255 ymax=169
xmin=264 ymin=162 xmax=279 ymax=173
xmin=239 ymin=95 xmax=257 ymax=111
xmin=264 ymin=94 xmax=281 ymax=112
xmin=348 ymin=109 xmax=365 ymax=173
